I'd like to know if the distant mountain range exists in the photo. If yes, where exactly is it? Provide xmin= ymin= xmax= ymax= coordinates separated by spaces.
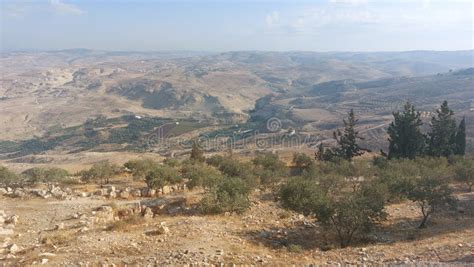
xmin=0 ymin=50 xmax=473 ymax=154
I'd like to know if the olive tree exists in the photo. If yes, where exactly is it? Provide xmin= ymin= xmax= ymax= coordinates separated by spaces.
xmin=145 ymin=165 xmax=181 ymax=192
xmin=252 ymin=152 xmax=288 ymax=187
xmin=199 ymin=177 xmax=251 ymax=214
xmin=181 ymin=162 xmax=222 ymax=190
xmin=280 ymin=176 xmax=387 ymax=247
xmin=81 ymin=161 xmax=119 ymax=184
xmin=124 ymin=158 xmax=158 ymax=180
xmin=407 ymin=175 xmax=456 ymax=228
xmin=453 ymin=158 xmax=474 ymax=192
xmin=22 ymin=167 xmax=69 ymax=184
xmin=0 ymin=166 xmax=23 ymax=187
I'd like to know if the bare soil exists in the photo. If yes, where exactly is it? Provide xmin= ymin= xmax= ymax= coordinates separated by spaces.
xmin=1 ymin=184 xmax=473 ymax=266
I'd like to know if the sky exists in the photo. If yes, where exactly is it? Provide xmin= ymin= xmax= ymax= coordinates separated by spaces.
xmin=1 ymin=0 xmax=473 ymax=52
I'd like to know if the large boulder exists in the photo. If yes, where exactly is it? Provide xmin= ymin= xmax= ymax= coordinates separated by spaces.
xmin=5 ymin=215 xmax=18 ymax=225
xmin=95 ymin=189 xmax=108 ymax=197
xmin=161 ymin=186 xmax=171 ymax=195
xmin=109 ymin=191 xmax=117 ymax=199
xmin=12 ymin=188 xmax=26 ymax=198
xmin=131 ymin=189 xmax=142 ymax=198
xmin=0 ymin=188 xmax=7 ymax=195
xmin=0 ymin=227 xmax=14 ymax=236
xmin=141 ymin=188 xmax=156 ymax=197
xmin=50 ymin=187 xmax=67 ymax=199
xmin=119 ymin=191 xmax=130 ymax=199
xmin=94 ymin=205 xmax=115 ymax=223
xmin=156 ymin=223 xmax=169 ymax=234
xmin=143 ymin=207 xmax=154 ymax=220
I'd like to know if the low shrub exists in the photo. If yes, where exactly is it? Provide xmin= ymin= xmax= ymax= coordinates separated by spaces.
xmin=199 ymin=177 xmax=251 ymax=214
xmin=22 ymin=167 xmax=70 ymax=184
xmin=145 ymin=165 xmax=181 ymax=192
xmin=181 ymin=162 xmax=222 ymax=190
xmin=81 ymin=161 xmax=119 ymax=184
xmin=0 ymin=166 xmax=23 ymax=187
xmin=280 ymin=176 xmax=387 ymax=248
xmin=124 ymin=158 xmax=158 ymax=180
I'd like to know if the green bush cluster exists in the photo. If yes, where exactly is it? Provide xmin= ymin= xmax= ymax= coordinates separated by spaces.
xmin=279 ymin=156 xmax=463 ymax=247
xmin=22 ymin=167 xmax=70 ymax=184
xmin=145 ymin=165 xmax=181 ymax=192
xmin=80 ymin=161 xmax=120 ymax=184
xmin=0 ymin=166 xmax=22 ymax=187
xmin=1 ymin=166 xmax=73 ymax=187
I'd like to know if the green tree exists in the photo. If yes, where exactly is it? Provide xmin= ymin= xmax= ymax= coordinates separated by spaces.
xmin=315 ymin=143 xmax=339 ymax=162
xmin=22 ymin=167 xmax=69 ymax=184
xmin=428 ymin=101 xmax=457 ymax=157
xmin=206 ymin=155 xmax=224 ymax=167
xmin=190 ymin=141 xmax=205 ymax=162
xmin=454 ymin=117 xmax=466 ymax=156
xmin=81 ymin=161 xmax=118 ymax=184
xmin=145 ymin=165 xmax=181 ymax=192
xmin=0 ymin=166 xmax=22 ymax=187
xmin=333 ymin=109 xmax=365 ymax=161
xmin=181 ymin=162 xmax=222 ymax=190
xmin=199 ymin=177 xmax=251 ymax=214
xmin=387 ymin=101 xmax=426 ymax=159
xmin=280 ymin=177 xmax=387 ymax=247
xmin=407 ymin=174 xmax=456 ymax=228
xmin=453 ymin=158 xmax=474 ymax=192
xmin=252 ymin=153 xmax=288 ymax=186
xmin=124 ymin=158 xmax=158 ymax=180
xmin=292 ymin=152 xmax=314 ymax=170
xmin=218 ymin=157 xmax=259 ymax=188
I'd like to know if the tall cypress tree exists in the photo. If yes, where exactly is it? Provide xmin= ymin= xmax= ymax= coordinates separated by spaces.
xmin=454 ymin=117 xmax=466 ymax=155
xmin=428 ymin=101 xmax=457 ymax=157
xmin=333 ymin=109 xmax=364 ymax=161
xmin=387 ymin=101 xmax=425 ymax=159
xmin=190 ymin=141 xmax=205 ymax=162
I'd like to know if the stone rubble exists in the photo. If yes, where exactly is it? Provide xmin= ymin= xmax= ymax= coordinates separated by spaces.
xmin=0 ymin=210 xmax=19 ymax=260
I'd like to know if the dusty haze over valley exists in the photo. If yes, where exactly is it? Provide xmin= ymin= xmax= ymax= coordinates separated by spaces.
xmin=1 ymin=0 xmax=473 ymax=266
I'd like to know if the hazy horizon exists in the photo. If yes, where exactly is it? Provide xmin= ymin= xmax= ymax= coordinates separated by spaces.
xmin=1 ymin=0 xmax=473 ymax=52
xmin=2 ymin=48 xmax=474 ymax=54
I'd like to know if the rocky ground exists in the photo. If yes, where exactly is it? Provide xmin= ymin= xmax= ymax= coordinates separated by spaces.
xmin=1 ymin=182 xmax=473 ymax=266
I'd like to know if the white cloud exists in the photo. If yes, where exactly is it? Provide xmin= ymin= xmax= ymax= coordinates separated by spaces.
xmin=265 ymin=11 xmax=280 ymax=27
xmin=50 ymin=0 xmax=85 ymax=15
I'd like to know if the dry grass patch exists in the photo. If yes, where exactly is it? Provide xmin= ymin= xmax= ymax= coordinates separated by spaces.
xmin=106 ymin=215 xmax=145 ymax=232
xmin=41 ymin=230 xmax=77 ymax=246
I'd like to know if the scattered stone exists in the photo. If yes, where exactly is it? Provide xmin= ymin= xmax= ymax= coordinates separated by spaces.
xmin=143 ymin=207 xmax=154 ymax=220
xmin=13 ymin=188 xmax=26 ymax=198
xmin=132 ymin=189 xmax=142 ymax=198
xmin=97 ymin=205 xmax=114 ymax=213
xmin=38 ymin=252 xmax=56 ymax=258
xmin=156 ymin=223 xmax=170 ymax=235
xmin=55 ymin=223 xmax=65 ymax=230
xmin=119 ymin=191 xmax=130 ymax=199
xmin=7 ymin=243 xmax=19 ymax=253
xmin=0 ymin=227 xmax=13 ymax=236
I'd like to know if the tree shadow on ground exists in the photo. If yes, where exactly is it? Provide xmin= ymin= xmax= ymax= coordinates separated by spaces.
xmin=240 ymin=192 xmax=474 ymax=252
xmin=378 ymin=191 xmax=474 ymax=242
xmin=448 ymin=255 xmax=474 ymax=263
